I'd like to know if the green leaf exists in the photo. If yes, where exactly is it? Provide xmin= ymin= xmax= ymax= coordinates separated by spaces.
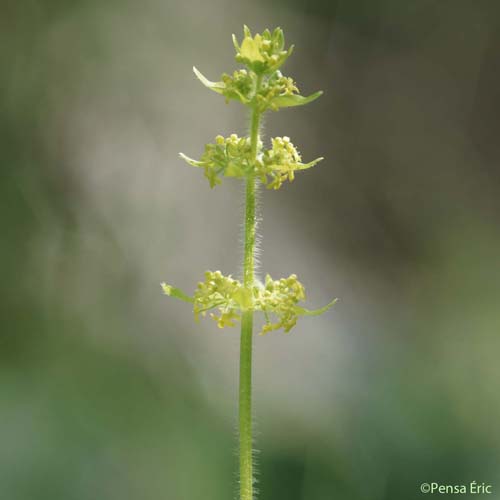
xmin=294 ymin=298 xmax=338 ymax=316
xmin=271 ymin=90 xmax=323 ymax=109
xmin=232 ymin=33 xmax=240 ymax=51
xmin=296 ymin=157 xmax=324 ymax=171
xmin=161 ymin=283 xmax=194 ymax=303
xmin=233 ymin=288 xmax=253 ymax=310
xmin=224 ymin=161 xmax=247 ymax=177
xmin=179 ymin=152 xmax=203 ymax=167
xmin=193 ymin=67 xmax=225 ymax=94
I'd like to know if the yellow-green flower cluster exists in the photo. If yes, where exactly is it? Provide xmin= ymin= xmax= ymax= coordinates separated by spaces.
xmin=260 ymin=136 xmax=323 ymax=189
xmin=164 ymin=27 xmax=335 ymax=340
xmin=180 ymin=134 xmax=255 ymax=188
xmin=233 ymin=26 xmax=293 ymax=75
xmin=255 ymin=274 xmax=305 ymax=334
xmin=220 ymin=69 xmax=254 ymax=104
xmin=191 ymin=27 xmax=322 ymax=113
xmin=181 ymin=135 xmax=322 ymax=190
xmin=193 ymin=271 xmax=247 ymax=328
xmin=162 ymin=271 xmax=336 ymax=335
xmin=255 ymin=71 xmax=298 ymax=112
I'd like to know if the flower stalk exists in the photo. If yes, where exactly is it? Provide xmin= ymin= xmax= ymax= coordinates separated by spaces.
xmin=239 ymin=74 xmax=262 ymax=500
xmin=161 ymin=26 xmax=336 ymax=500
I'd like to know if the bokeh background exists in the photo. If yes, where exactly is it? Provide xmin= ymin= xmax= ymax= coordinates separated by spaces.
xmin=2 ymin=1 xmax=500 ymax=499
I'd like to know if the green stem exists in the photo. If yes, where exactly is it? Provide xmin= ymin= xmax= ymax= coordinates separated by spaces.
xmin=239 ymin=74 xmax=262 ymax=500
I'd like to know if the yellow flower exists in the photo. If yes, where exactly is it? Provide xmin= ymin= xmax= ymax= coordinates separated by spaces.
xmin=233 ymin=26 xmax=293 ymax=74
xmin=259 ymin=137 xmax=323 ymax=190
xmin=161 ymin=271 xmax=336 ymax=335
xmin=180 ymin=134 xmax=253 ymax=187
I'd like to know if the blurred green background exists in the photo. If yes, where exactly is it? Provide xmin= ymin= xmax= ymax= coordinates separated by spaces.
xmin=2 ymin=1 xmax=500 ymax=499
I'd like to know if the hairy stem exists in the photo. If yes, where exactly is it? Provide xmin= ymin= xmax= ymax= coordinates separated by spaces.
xmin=239 ymin=74 xmax=262 ymax=500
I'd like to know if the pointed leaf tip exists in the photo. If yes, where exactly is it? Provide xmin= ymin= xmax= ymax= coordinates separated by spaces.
xmin=179 ymin=152 xmax=203 ymax=167
xmin=295 ymin=298 xmax=338 ymax=317
xmin=193 ymin=67 xmax=225 ymax=94
xmin=296 ymin=156 xmax=324 ymax=171
xmin=232 ymin=33 xmax=239 ymax=50
xmin=271 ymin=90 xmax=323 ymax=109
xmin=161 ymin=282 xmax=194 ymax=303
